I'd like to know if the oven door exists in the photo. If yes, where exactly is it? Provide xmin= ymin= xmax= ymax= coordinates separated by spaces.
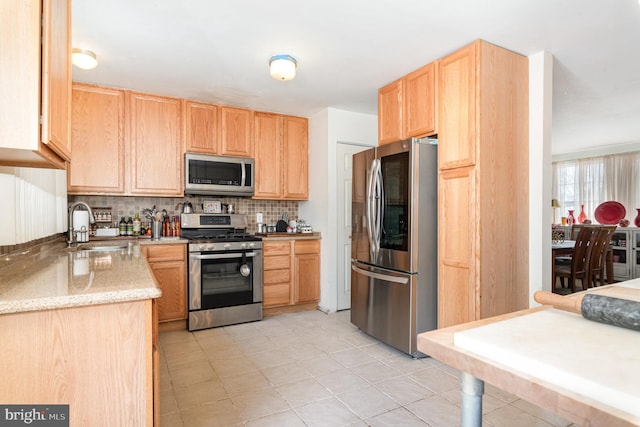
xmin=189 ymin=249 xmax=263 ymax=310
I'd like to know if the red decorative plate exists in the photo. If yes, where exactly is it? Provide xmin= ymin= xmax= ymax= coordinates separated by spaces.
xmin=594 ymin=201 xmax=626 ymax=225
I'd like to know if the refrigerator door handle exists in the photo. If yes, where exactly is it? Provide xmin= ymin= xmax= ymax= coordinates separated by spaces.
xmin=351 ymin=264 xmax=409 ymax=284
xmin=366 ymin=158 xmax=378 ymax=258
xmin=375 ymin=158 xmax=383 ymax=253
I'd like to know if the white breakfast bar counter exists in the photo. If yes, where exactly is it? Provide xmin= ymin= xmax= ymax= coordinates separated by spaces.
xmin=417 ymin=280 xmax=640 ymax=427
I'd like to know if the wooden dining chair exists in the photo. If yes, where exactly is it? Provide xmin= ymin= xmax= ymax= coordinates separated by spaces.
xmin=554 ymin=225 xmax=600 ymax=293
xmin=587 ymin=225 xmax=617 ymax=288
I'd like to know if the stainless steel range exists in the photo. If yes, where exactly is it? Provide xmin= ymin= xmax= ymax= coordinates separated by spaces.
xmin=181 ymin=213 xmax=262 ymax=331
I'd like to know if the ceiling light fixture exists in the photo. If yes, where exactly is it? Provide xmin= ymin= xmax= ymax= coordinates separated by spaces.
xmin=269 ymin=54 xmax=297 ymax=81
xmin=72 ymin=48 xmax=98 ymax=70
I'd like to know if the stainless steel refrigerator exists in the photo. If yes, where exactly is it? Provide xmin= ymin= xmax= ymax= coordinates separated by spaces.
xmin=351 ymin=137 xmax=437 ymax=357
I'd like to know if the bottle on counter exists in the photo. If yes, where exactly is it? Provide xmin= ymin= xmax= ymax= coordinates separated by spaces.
xmin=119 ymin=217 xmax=126 ymax=236
xmin=133 ymin=213 xmax=141 ymax=236
xmin=126 ymin=217 xmax=133 ymax=236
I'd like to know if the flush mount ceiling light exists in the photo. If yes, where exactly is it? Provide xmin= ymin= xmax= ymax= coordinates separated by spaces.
xmin=269 ymin=54 xmax=297 ymax=81
xmin=72 ymin=48 xmax=98 ymax=70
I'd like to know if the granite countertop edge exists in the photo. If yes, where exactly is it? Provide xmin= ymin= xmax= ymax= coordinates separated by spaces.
xmin=0 ymin=236 xmax=165 ymax=316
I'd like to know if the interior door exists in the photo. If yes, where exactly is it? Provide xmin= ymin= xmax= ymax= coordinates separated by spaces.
xmin=337 ymin=142 xmax=371 ymax=311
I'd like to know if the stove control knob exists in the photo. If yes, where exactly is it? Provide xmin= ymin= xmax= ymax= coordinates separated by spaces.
xmin=206 ymin=244 xmax=215 ymax=252
xmin=224 ymin=243 xmax=232 ymax=250
xmin=240 ymin=243 xmax=247 ymax=249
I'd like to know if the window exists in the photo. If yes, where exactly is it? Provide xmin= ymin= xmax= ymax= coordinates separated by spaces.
xmin=552 ymin=152 xmax=640 ymax=224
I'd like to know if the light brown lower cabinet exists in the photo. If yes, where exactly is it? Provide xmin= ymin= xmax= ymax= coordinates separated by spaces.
xmin=142 ymin=244 xmax=187 ymax=322
xmin=0 ymin=300 xmax=156 ymax=426
xmin=263 ymin=238 xmax=321 ymax=308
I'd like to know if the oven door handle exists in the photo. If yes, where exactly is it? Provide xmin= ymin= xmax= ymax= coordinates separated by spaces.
xmin=190 ymin=252 xmax=259 ymax=260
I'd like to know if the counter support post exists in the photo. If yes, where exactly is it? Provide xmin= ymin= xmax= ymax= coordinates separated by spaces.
xmin=460 ymin=371 xmax=484 ymax=427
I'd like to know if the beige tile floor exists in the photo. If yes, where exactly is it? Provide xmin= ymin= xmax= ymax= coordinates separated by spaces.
xmin=159 ymin=310 xmax=577 ymax=427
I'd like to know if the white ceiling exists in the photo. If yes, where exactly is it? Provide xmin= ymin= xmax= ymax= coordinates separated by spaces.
xmin=72 ymin=0 xmax=640 ymax=156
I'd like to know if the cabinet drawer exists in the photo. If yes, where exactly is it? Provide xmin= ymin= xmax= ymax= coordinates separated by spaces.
xmin=294 ymin=240 xmax=320 ymax=255
xmin=264 ymin=255 xmax=290 ymax=270
xmin=264 ymin=269 xmax=290 ymax=284
xmin=263 ymin=283 xmax=291 ymax=307
xmin=144 ymin=244 xmax=185 ymax=262
xmin=264 ymin=241 xmax=291 ymax=256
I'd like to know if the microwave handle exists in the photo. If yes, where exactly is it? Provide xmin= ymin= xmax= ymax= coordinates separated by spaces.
xmin=242 ymin=163 xmax=247 ymax=186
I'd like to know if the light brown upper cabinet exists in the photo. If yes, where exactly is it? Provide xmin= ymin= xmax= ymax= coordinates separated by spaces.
xmin=378 ymin=79 xmax=403 ymax=145
xmin=184 ymin=100 xmax=220 ymax=155
xmin=254 ymin=113 xmax=309 ymax=200
xmin=127 ymin=91 xmax=183 ymax=196
xmin=438 ymin=46 xmax=477 ymax=170
xmin=69 ymin=84 xmax=125 ymax=194
xmin=403 ymin=62 xmax=437 ymax=139
xmin=220 ymin=106 xmax=254 ymax=157
xmin=378 ymin=61 xmax=437 ymax=146
xmin=437 ymin=40 xmax=529 ymax=328
xmin=0 ymin=0 xmax=69 ymax=169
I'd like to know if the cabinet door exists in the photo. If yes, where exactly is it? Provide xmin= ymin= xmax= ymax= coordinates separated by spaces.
xmin=220 ymin=106 xmax=253 ymax=157
xmin=282 ymin=116 xmax=309 ymax=200
xmin=254 ymin=112 xmax=282 ymax=199
xmin=438 ymin=167 xmax=476 ymax=328
xmin=69 ymin=84 xmax=125 ymax=194
xmin=404 ymin=62 xmax=437 ymax=138
xmin=127 ymin=92 xmax=183 ymax=196
xmin=184 ymin=100 xmax=220 ymax=154
xmin=148 ymin=261 xmax=187 ymax=322
xmin=294 ymin=240 xmax=320 ymax=303
xmin=378 ymin=79 xmax=403 ymax=145
xmin=41 ymin=0 xmax=71 ymax=161
xmin=438 ymin=43 xmax=477 ymax=170
xmin=295 ymin=253 xmax=320 ymax=303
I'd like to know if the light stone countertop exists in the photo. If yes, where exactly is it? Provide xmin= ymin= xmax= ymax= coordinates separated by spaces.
xmin=0 ymin=237 xmax=165 ymax=315
xmin=256 ymin=232 xmax=322 ymax=241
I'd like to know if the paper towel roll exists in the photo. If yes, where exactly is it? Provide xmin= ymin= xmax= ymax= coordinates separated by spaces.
xmin=73 ymin=210 xmax=90 ymax=242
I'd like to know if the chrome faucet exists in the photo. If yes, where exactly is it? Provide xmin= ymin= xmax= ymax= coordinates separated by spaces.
xmin=67 ymin=202 xmax=96 ymax=246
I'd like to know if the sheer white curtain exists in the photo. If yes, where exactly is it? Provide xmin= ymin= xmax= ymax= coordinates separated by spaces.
xmin=552 ymin=152 xmax=640 ymax=224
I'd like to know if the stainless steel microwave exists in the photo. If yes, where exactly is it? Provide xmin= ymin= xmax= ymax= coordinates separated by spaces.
xmin=184 ymin=153 xmax=254 ymax=196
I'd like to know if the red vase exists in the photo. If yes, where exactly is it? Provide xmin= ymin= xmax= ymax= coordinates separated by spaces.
xmin=577 ymin=204 xmax=587 ymax=224
xmin=634 ymin=208 xmax=640 ymax=227
xmin=567 ymin=209 xmax=575 ymax=226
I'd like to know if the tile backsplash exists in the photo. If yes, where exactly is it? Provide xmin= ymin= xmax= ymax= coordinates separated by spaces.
xmin=68 ymin=195 xmax=299 ymax=233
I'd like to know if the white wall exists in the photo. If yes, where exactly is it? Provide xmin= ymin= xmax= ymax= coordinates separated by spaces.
xmin=300 ymin=108 xmax=377 ymax=313
xmin=529 ymin=51 xmax=554 ymax=305
xmin=0 ymin=167 xmax=67 ymax=246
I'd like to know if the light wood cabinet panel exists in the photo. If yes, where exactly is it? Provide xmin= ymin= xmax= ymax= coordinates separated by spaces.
xmin=378 ymin=79 xmax=403 ymax=145
xmin=0 ymin=0 xmax=66 ymax=169
xmin=41 ymin=0 xmax=71 ymax=161
xmin=404 ymin=61 xmax=437 ymax=138
xmin=69 ymin=84 xmax=125 ymax=194
xmin=294 ymin=240 xmax=321 ymax=303
xmin=127 ymin=91 xmax=183 ymax=196
xmin=0 ymin=300 xmax=154 ymax=425
xmin=283 ymin=115 xmax=309 ymax=200
xmin=254 ymin=113 xmax=309 ymax=200
xmin=142 ymin=244 xmax=187 ymax=323
xmin=220 ymin=106 xmax=254 ymax=157
xmin=254 ymin=112 xmax=282 ymax=199
xmin=438 ymin=43 xmax=477 ymax=170
xmin=437 ymin=40 xmax=529 ymax=328
xmin=184 ymin=100 xmax=220 ymax=154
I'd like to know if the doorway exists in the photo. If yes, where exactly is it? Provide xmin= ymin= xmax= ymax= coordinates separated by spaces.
xmin=336 ymin=142 xmax=370 ymax=310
